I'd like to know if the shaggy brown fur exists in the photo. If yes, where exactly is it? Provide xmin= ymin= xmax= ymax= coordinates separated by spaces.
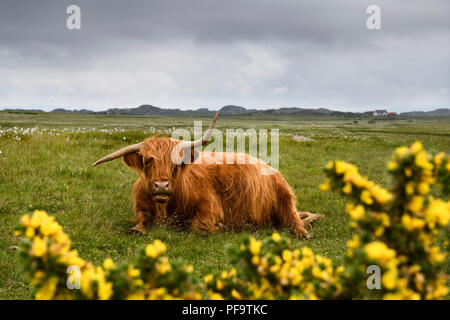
xmin=122 ymin=136 xmax=318 ymax=238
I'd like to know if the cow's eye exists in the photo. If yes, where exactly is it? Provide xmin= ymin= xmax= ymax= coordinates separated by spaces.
xmin=144 ymin=158 xmax=153 ymax=166
xmin=172 ymin=165 xmax=178 ymax=177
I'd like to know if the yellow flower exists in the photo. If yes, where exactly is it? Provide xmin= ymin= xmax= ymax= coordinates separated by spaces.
xmin=228 ymin=268 xmax=237 ymax=277
xmin=326 ymin=161 xmax=334 ymax=170
xmin=153 ymin=239 xmax=167 ymax=255
xmin=379 ymin=213 xmax=391 ymax=227
xmin=32 ymin=237 xmax=47 ymax=257
xmin=433 ymin=152 xmax=444 ymax=166
xmin=271 ymin=232 xmax=282 ymax=242
xmin=209 ymin=292 xmax=224 ymax=300
xmin=342 ymin=183 xmax=352 ymax=194
xmin=251 ymin=255 xmax=260 ymax=265
xmin=249 ymin=237 xmax=262 ymax=255
xmin=428 ymin=246 xmax=445 ymax=263
xmin=370 ymin=185 xmax=392 ymax=204
xmin=282 ymin=250 xmax=292 ymax=262
xmin=417 ymin=182 xmax=430 ymax=195
xmin=387 ymin=161 xmax=398 ymax=171
xmin=401 ymin=214 xmax=425 ymax=231
xmin=395 ymin=146 xmax=409 ymax=158
xmin=127 ymin=265 xmax=140 ymax=278
xmin=185 ymin=264 xmax=194 ymax=273
xmin=319 ymin=179 xmax=331 ymax=191
xmin=407 ymin=196 xmax=423 ymax=212
xmin=348 ymin=204 xmax=365 ymax=220
xmin=20 ymin=214 xmax=31 ymax=227
xmin=25 ymin=227 xmax=35 ymax=238
xmin=204 ymin=274 xmax=213 ymax=283
xmin=360 ymin=190 xmax=373 ymax=205
xmin=405 ymin=182 xmax=415 ymax=195
xmin=145 ymin=244 xmax=157 ymax=258
xmin=35 ymin=277 xmax=58 ymax=300
xmin=381 ymin=269 xmax=398 ymax=290
xmin=404 ymin=168 xmax=412 ymax=177
xmin=231 ymin=289 xmax=242 ymax=299
xmin=425 ymin=197 xmax=450 ymax=227
xmin=375 ymin=226 xmax=384 ymax=237
xmin=415 ymin=151 xmax=432 ymax=170
xmin=335 ymin=161 xmax=347 ymax=174
xmin=98 ymin=280 xmax=113 ymax=300
xmin=364 ymin=241 xmax=396 ymax=263
xmin=103 ymin=258 xmax=115 ymax=270
xmin=216 ymin=279 xmax=225 ymax=290
xmin=346 ymin=235 xmax=360 ymax=249
xmin=410 ymin=141 xmax=423 ymax=153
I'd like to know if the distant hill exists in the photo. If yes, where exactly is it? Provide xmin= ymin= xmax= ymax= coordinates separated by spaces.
xmin=400 ymin=108 xmax=450 ymax=117
xmin=50 ymin=104 xmax=357 ymax=116
xmin=2 ymin=105 xmax=449 ymax=117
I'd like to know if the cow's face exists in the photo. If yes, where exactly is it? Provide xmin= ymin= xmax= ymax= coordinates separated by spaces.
xmin=123 ymin=137 xmax=182 ymax=203
xmin=93 ymin=113 xmax=218 ymax=204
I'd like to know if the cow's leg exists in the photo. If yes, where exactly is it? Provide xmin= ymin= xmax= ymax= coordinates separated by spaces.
xmin=274 ymin=180 xmax=309 ymax=238
xmin=298 ymin=211 xmax=321 ymax=226
xmin=131 ymin=180 xmax=154 ymax=234
xmin=131 ymin=210 xmax=154 ymax=234
xmin=189 ymin=201 xmax=223 ymax=234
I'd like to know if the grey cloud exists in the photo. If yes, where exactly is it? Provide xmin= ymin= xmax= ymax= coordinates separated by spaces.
xmin=0 ymin=0 xmax=448 ymax=111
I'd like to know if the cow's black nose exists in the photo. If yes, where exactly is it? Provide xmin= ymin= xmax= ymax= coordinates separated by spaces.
xmin=153 ymin=181 xmax=170 ymax=193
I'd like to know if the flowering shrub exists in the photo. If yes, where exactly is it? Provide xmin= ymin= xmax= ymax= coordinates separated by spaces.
xmin=14 ymin=142 xmax=448 ymax=299
xmin=14 ymin=210 xmax=199 ymax=300
xmin=320 ymin=141 xmax=449 ymax=299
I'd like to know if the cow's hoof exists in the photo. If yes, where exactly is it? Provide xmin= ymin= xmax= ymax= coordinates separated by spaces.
xmin=130 ymin=225 xmax=145 ymax=234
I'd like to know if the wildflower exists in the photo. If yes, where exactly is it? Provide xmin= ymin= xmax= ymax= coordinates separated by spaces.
xmin=404 ymin=168 xmax=412 ymax=177
xmin=360 ymin=190 xmax=373 ymax=205
xmin=395 ymin=146 xmax=409 ymax=158
xmin=387 ymin=161 xmax=398 ymax=171
xmin=231 ymin=289 xmax=242 ymax=299
xmin=346 ymin=235 xmax=360 ymax=249
xmin=342 ymin=183 xmax=352 ymax=194
xmin=128 ymin=265 xmax=140 ymax=278
xmin=425 ymin=197 xmax=450 ymax=227
xmin=35 ymin=277 xmax=58 ymax=300
xmin=204 ymin=274 xmax=213 ymax=283
xmin=407 ymin=196 xmax=423 ymax=212
xmin=249 ymin=238 xmax=262 ymax=255
xmin=401 ymin=215 xmax=425 ymax=231
xmin=410 ymin=141 xmax=423 ymax=153
xmin=319 ymin=179 xmax=331 ymax=191
xmin=282 ymin=250 xmax=292 ymax=262
xmin=271 ymin=232 xmax=282 ymax=242
xmin=364 ymin=241 xmax=396 ymax=263
xmin=417 ymin=182 xmax=430 ymax=195
xmin=32 ymin=237 xmax=46 ymax=257
xmin=348 ymin=204 xmax=365 ymax=220
xmin=103 ymin=258 xmax=115 ymax=270
xmin=25 ymin=227 xmax=35 ymax=238
xmin=145 ymin=244 xmax=157 ymax=258
xmin=428 ymin=246 xmax=445 ymax=263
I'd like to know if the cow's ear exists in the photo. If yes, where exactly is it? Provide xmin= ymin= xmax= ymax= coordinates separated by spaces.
xmin=123 ymin=152 xmax=143 ymax=172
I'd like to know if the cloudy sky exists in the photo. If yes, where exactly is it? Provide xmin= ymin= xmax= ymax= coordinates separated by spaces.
xmin=0 ymin=0 xmax=449 ymax=112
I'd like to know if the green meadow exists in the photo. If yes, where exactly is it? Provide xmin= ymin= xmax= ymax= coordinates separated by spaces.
xmin=0 ymin=111 xmax=449 ymax=299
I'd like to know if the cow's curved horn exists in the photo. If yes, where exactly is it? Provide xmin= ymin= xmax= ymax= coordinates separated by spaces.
xmin=179 ymin=112 xmax=219 ymax=149
xmin=92 ymin=143 xmax=143 ymax=166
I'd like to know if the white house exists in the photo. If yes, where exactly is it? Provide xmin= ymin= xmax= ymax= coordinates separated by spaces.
xmin=372 ymin=110 xmax=388 ymax=116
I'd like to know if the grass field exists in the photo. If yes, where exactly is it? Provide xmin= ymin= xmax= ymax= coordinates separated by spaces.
xmin=0 ymin=111 xmax=449 ymax=299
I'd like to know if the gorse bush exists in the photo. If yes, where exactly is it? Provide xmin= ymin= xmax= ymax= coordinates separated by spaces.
xmin=13 ymin=142 xmax=449 ymax=300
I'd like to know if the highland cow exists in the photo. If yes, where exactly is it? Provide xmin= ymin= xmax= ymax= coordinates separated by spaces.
xmin=93 ymin=113 xmax=319 ymax=237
